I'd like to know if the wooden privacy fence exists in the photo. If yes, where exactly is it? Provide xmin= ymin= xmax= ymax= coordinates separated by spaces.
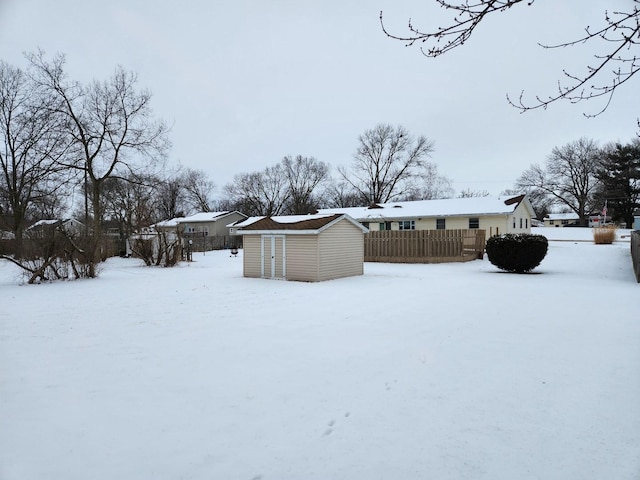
xmin=364 ymin=229 xmax=486 ymax=264
xmin=631 ymin=231 xmax=640 ymax=283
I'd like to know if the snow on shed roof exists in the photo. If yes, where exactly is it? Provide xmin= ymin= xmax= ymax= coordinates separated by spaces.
xmin=234 ymin=213 xmax=368 ymax=234
xmin=318 ymin=195 xmax=529 ymax=220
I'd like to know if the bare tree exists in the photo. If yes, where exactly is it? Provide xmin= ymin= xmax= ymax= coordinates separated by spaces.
xmin=516 ymin=138 xmax=603 ymax=223
xmin=181 ymin=167 xmax=216 ymax=213
xmin=154 ymin=173 xmax=187 ymax=220
xmin=458 ymin=188 xmax=490 ymax=198
xmin=28 ymin=51 xmax=170 ymax=276
xmin=403 ymin=163 xmax=454 ymax=200
xmin=282 ymin=155 xmax=330 ymax=214
xmin=339 ymin=124 xmax=435 ymax=204
xmin=380 ymin=1 xmax=640 ymax=116
xmin=0 ymin=60 xmax=71 ymax=258
xmin=102 ymin=174 xmax=161 ymax=253
xmin=224 ymin=164 xmax=288 ymax=217
xmin=322 ymin=180 xmax=364 ymax=208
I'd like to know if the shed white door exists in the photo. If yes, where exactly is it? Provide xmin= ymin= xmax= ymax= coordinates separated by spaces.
xmin=261 ymin=235 xmax=286 ymax=279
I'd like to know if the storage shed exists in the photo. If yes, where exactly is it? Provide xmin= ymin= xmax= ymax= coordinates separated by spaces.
xmin=233 ymin=214 xmax=368 ymax=282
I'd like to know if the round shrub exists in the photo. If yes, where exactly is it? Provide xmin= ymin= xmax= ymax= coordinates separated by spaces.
xmin=485 ymin=233 xmax=548 ymax=273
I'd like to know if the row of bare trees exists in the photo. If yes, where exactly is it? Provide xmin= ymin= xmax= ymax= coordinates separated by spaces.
xmin=0 ymin=51 xmax=170 ymax=277
xmin=1 ymin=51 xmax=455 ymax=279
xmin=513 ymin=137 xmax=640 ymax=227
xmin=222 ymin=125 xmax=453 ymax=217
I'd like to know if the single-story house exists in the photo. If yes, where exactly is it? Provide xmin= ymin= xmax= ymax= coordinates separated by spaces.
xmin=232 ymin=213 xmax=368 ymax=282
xmin=543 ymin=213 xmax=580 ymax=227
xmin=543 ymin=212 xmax=613 ymax=228
xmin=318 ymin=194 xmax=535 ymax=237
xmin=154 ymin=211 xmax=247 ymax=250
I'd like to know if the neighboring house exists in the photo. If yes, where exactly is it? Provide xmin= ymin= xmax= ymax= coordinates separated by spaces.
xmin=633 ymin=209 xmax=640 ymax=230
xmin=543 ymin=212 xmax=613 ymax=228
xmin=531 ymin=218 xmax=544 ymax=227
xmin=27 ymin=219 xmax=84 ymax=235
xmin=543 ymin=213 xmax=580 ymax=227
xmin=318 ymin=195 xmax=535 ymax=237
xmin=233 ymin=213 xmax=368 ymax=282
xmin=154 ymin=211 xmax=247 ymax=250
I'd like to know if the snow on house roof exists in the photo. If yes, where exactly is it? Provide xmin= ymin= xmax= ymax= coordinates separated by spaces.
xmin=180 ymin=211 xmax=232 ymax=223
xmin=27 ymin=219 xmax=82 ymax=230
xmin=29 ymin=219 xmax=61 ymax=228
xmin=544 ymin=213 xmax=580 ymax=221
xmin=154 ymin=217 xmax=184 ymax=228
xmin=154 ymin=211 xmax=245 ymax=229
xmin=318 ymin=195 xmax=528 ymax=220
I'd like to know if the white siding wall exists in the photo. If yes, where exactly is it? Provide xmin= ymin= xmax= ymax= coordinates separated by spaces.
xmin=361 ymin=210 xmax=531 ymax=237
xmin=505 ymin=202 xmax=533 ymax=234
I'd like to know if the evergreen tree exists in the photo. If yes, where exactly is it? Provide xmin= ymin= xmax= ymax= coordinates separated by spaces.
xmin=597 ymin=140 xmax=640 ymax=228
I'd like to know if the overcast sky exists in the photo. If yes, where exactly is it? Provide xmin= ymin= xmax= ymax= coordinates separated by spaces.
xmin=1 ymin=0 xmax=638 ymax=197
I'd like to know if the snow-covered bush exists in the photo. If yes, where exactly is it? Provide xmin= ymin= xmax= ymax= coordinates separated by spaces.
xmin=485 ymin=233 xmax=548 ymax=273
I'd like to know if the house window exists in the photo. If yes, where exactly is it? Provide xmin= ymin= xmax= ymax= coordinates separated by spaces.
xmin=469 ymin=217 xmax=479 ymax=229
xmin=398 ymin=220 xmax=415 ymax=230
xmin=519 ymin=218 xmax=523 ymax=229
xmin=436 ymin=218 xmax=445 ymax=230
xmin=513 ymin=217 xmax=516 ymax=228
xmin=379 ymin=221 xmax=391 ymax=231
xmin=525 ymin=218 xmax=528 ymax=228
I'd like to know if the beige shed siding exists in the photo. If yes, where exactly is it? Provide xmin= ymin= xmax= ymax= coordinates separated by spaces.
xmin=285 ymin=235 xmax=320 ymax=281
xmin=242 ymin=235 xmax=262 ymax=278
xmin=240 ymin=216 xmax=365 ymax=281
xmin=318 ymin=220 xmax=364 ymax=281
xmin=274 ymin=236 xmax=285 ymax=278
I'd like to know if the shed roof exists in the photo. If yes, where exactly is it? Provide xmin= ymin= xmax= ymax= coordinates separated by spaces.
xmin=234 ymin=214 xmax=368 ymax=234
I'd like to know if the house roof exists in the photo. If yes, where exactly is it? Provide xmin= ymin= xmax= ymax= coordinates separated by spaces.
xmin=154 ymin=217 xmax=184 ymax=228
xmin=180 ymin=211 xmax=245 ymax=223
xmin=154 ymin=211 xmax=246 ymax=229
xmin=27 ymin=219 xmax=81 ymax=229
xmin=317 ymin=195 xmax=533 ymax=221
xmin=544 ymin=213 xmax=579 ymax=221
xmin=234 ymin=213 xmax=368 ymax=235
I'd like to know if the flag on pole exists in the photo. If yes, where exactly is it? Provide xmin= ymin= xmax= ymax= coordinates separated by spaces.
xmin=602 ymin=200 xmax=608 ymax=219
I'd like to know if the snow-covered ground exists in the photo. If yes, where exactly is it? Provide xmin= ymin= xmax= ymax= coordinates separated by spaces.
xmin=1 ymin=227 xmax=639 ymax=480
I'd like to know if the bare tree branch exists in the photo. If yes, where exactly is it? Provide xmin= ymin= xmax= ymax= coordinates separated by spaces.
xmin=381 ymin=1 xmax=640 ymax=116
